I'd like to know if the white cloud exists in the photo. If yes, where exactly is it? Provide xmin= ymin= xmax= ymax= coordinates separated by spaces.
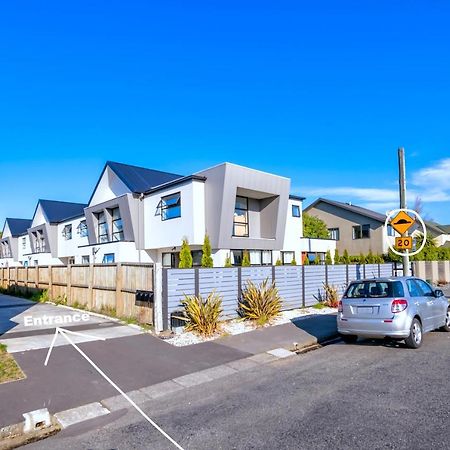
xmin=298 ymin=158 xmax=450 ymax=217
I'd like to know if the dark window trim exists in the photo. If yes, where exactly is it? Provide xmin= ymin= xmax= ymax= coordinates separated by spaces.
xmin=102 ymin=253 xmax=115 ymax=263
xmin=328 ymin=227 xmax=340 ymax=241
xmin=281 ymin=251 xmax=295 ymax=265
xmin=352 ymin=224 xmax=370 ymax=240
xmin=233 ymin=195 xmax=249 ymax=237
xmin=292 ymin=204 xmax=301 ymax=218
xmin=97 ymin=211 xmax=109 ymax=243
xmin=160 ymin=192 xmax=181 ymax=221
xmin=111 ymin=207 xmax=124 ymax=242
xmin=77 ymin=220 xmax=88 ymax=238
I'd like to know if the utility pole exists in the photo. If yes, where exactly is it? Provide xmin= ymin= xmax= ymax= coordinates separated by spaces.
xmin=398 ymin=147 xmax=411 ymax=276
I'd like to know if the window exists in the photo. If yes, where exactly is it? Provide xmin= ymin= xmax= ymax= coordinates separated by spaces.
xmin=102 ymin=253 xmax=115 ymax=263
xmin=231 ymin=250 xmax=243 ymax=266
xmin=406 ymin=280 xmax=422 ymax=297
xmin=33 ymin=230 xmax=46 ymax=253
xmin=161 ymin=192 xmax=181 ymax=221
xmin=81 ymin=255 xmax=90 ymax=264
xmin=282 ymin=251 xmax=295 ymax=265
xmin=162 ymin=253 xmax=176 ymax=268
xmin=77 ymin=220 xmax=88 ymax=238
xmin=233 ymin=196 xmax=249 ymax=237
xmin=22 ymin=237 xmax=26 ymax=250
xmin=111 ymin=208 xmax=124 ymax=241
xmin=346 ymin=281 xmax=404 ymax=298
xmin=387 ymin=225 xmax=395 ymax=237
xmin=414 ymin=279 xmax=434 ymax=297
xmin=62 ymin=224 xmax=72 ymax=240
xmin=68 ymin=257 xmax=75 ymax=265
xmin=262 ymin=250 xmax=272 ymax=265
xmin=97 ymin=212 xmax=109 ymax=243
xmin=249 ymin=250 xmax=262 ymax=265
xmin=328 ymin=228 xmax=340 ymax=240
xmin=192 ymin=250 xmax=203 ymax=267
xmin=292 ymin=205 xmax=301 ymax=218
xmin=352 ymin=224 xmax=370 ymax=239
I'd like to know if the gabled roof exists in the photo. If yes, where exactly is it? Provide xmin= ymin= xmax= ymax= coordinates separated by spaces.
xmin=305 ymin=198 xmax=387 ymax=223
xmin=423 ymin=221 xmax=449 ymax=237
xmin=3 ymin=218 xmax=32 ymax=237
xmin=106 ymin=161 xmax=184 ymax=194
xmin=34 ymin=200 xmax=88 ymax=224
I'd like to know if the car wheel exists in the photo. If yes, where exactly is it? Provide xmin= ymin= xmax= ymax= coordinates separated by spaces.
xmin=440 ymin=308 xmax=450 ymax=332
xmin=405 ymin=318 xmax=423 ymax=349
xmin=340 ymin=334 xmax=358 ymax=343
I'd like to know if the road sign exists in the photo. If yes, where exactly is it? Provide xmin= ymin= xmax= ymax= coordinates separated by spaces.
xmin=390 ymin=211 xmax=415 ymax=235
xmin=395 ymin=236 xmax=413 ymax=250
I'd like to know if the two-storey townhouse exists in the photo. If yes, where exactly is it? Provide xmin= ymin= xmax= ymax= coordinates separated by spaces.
xmin=26 ymin=199 xmax=87 ymax=266
xmin=0 ymin=218 xmax=32 ymax=267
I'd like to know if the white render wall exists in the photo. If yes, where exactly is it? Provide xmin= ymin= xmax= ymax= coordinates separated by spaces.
xmin=89 ymin=167 xmax=131 ymax=206
xmin=144 ymin=180 xmax=206 ymax=250
xmin=57 ymin=217 xmax=89 ymax=259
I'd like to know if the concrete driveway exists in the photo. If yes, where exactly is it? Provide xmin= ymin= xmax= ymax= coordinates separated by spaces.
xmin=0 ymin=293 xmax=143 ymax=352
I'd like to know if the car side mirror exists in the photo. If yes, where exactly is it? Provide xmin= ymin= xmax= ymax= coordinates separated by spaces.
xmin=434 ymin=289 xmax=444 ymax=298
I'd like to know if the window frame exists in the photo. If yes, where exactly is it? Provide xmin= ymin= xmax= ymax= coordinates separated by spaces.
xmin=77 ymin=220 xmax=88 ymax=238
xmin=102 ymin=253 xmax=115 ymax=264
xmin=111 ymin=207 xmax=124 ymax=242
xmin=352 ymin=224 xmax=370 ymax=240
xmin=233 ymin=196 xmax=249 ymax=237
xmin=62 ymin=224 xmax=72 ymax=241
xmin=281 ymin=251 xmax=295 ymax=265
xmin=292 ymin=204 xmax=301 ymax=218
xmin=160 ymin=192 xmax=181 ymax=221
xmin=328 ymin=227 xmax=340 ymax=240
xmin=97 ymin=211 xmax=109 ymax=243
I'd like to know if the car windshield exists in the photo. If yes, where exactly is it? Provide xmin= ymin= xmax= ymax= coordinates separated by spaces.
xmin=345 ymin=281 xmax=405 ymax=298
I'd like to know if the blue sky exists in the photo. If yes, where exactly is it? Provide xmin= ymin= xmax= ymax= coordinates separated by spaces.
xmin=1 ymin=1 xmax=450 ymax=225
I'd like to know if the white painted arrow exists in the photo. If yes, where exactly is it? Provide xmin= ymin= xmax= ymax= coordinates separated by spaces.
xmin=44 ymin=327 xmax=184 ymax=450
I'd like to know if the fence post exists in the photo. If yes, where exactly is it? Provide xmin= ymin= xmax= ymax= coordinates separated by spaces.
xmin=378 ymin=263 xmax=381 ymax=277
xmin=156 ymin=265 xmax=167 ymax=331
xmin=48 ymin=266 xmax=53 ymax=299
xmin=115 ymin=263 xmax=123 ymax=316
xmin=194 ymin=268 xmax=199 ymax=297
xmin=67 ymin=264 xmax=72 ymax=304
xmin=363 ymin=263 xmax=366 ymax=279
xmin=238 ymin=267 xmax=242 ymax=301
xmin=88 ymin=264 xmax=94 ymax=309
xmin=272 ymin=265 xmax=276 ymax=284
xmin=301 ymin=264 xmax=306 ymax=308
xmin=26 ymin=266 xmax=29 ymax=290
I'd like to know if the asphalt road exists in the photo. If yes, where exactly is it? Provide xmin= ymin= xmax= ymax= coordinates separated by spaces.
xmin=26 ymin=331 xmax=450 ymax=450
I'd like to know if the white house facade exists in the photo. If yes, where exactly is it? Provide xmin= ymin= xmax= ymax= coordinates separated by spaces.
xmin=0 ymin=161 xmax=336 ymax=267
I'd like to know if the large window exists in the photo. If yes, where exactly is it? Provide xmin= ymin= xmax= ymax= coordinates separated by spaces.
xmin=292 ymin=205 xmax=301 ymax=217
xmin=231 ymin=249 xmax=272 ymax=266
xmin=33 ymin=230 xmax=46 ymax=253
xmin=62 ymin=224 xmax=72 ymax=240
xmin=352 ymin=224 xmax=370 ymax=240
xmin=328 ymin=228 xmax=340 ymax=240
xmin=77 ymin=220 xmax=88 ymax=238
xmin=111 ymin=207 xmax=124 ymax=241
xmin=233 ymin=196 xmax=249 ymax=237
xmin=97 ymin=212 xmax=109 ymax=243
xmin=161 ymin=192 xmax=181 ymax=221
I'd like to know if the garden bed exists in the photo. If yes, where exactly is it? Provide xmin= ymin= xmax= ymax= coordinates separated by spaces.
xmin=165 ymin=306 xmax=337 ymax=347
xmin=0 ymin=344 xmax=25 ymax=384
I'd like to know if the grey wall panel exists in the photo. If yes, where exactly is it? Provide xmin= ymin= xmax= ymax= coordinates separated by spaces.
xmin=304 ymin=266 xmax=327 ymax=306
xmin=274 ymin=266 xmax=302 ymax=309
xmin=327 ymin=265 xmax=348 ymax=296
xmin=167 ymin=269 xmax=196 ymax=317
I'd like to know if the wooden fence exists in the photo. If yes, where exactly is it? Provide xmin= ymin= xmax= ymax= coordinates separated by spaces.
xmin=0 ymin=263 xmax=154 ymax=324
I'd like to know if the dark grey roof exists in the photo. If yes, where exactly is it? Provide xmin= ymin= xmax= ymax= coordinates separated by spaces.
xmin=423 ymin=221 xmax=448 ymax=237
xmin=37 ymin=200 xmax=87 ymax=224
xmin=4 ymin=218 xmax=32 ymax=237
xmin=289 ymin=194 xmax=306 ymax=201
xmin=305 ymin=198 xmax=387 ymax=223
xmin=107 ymin=161 xmax=184 ymax=194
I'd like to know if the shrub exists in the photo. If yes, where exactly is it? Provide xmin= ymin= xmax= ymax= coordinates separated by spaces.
xmin=31 ymin=289 xmax=49 ymax=303
xmin=303 ymin=256 xmax=310 ymax=265
xmin=366 ymin=249 xmax=375 ymax=264
xmin=182 ymin=292 xmax=222 ymax=336
xmin=334 ymin=249 xmax=340 ymax=265
xmin=342 ymin=249 xmax=350 ymax=265
xmin=291 ymin=258 xmax=297 ymax=266
xmin=241 ymin=250 xmax=251 ymax=267
xmin=238 ymin=278 xmax=282 ymax=326
xmin=313 ymin=254 xmax=321 ymax=265
xmin=201 ymin=234 xmax=214 ymax=268
xmin=359 ymin=253 xmax=366 ymax=264
xmin=325 ymin=250 xmax=332 ymax=265
xmin=322 ymin=283 xmax=339 ymax=308
xmin=179 ymin=238 xmax=193 ymax=268
xmin=224 ymin=254 xmax=232 ymax=268
xmin=275 ymin=258 xmax=282 ymax=266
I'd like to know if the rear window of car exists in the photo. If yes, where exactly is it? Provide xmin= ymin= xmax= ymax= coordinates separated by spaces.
xmin=344 ymin=281 xmax=405 ymax=298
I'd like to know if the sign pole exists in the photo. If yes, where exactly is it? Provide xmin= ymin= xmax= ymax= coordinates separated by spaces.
xmin=398 ymin=147 xmax=411 ymax=276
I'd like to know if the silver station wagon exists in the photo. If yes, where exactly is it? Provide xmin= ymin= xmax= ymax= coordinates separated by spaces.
xmin=337 ymin=277 xmax=450 ymax=348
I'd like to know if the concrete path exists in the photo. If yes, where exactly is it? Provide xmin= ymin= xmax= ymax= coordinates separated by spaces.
xmin=0 ymin=294 xmax=142 ymax=352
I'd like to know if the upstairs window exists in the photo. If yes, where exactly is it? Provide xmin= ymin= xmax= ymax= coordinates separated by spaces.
xmin=292 ymin=205 xmax=301 ymax=217
xmin=353 ymin=224 xmax=370 ymax=240
xmin=97 ymin=212 xmax=109 ymax=243
xmin=161 ymin=192 xmax=181 ymax=221
xmin=328 ymin=228 xmax=340 ymax=240
xmin=77 ymin=220 xmax=88 ymax=238
xmin=233 ymin=196 xmax=249 ymax=237
xmin=62 ymin=224 xmax=72 ymax=240
xmin=111 ymin=207 xmax=124 ymax=241
xmin=22 ymin=237 xmax=26 ymax=249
